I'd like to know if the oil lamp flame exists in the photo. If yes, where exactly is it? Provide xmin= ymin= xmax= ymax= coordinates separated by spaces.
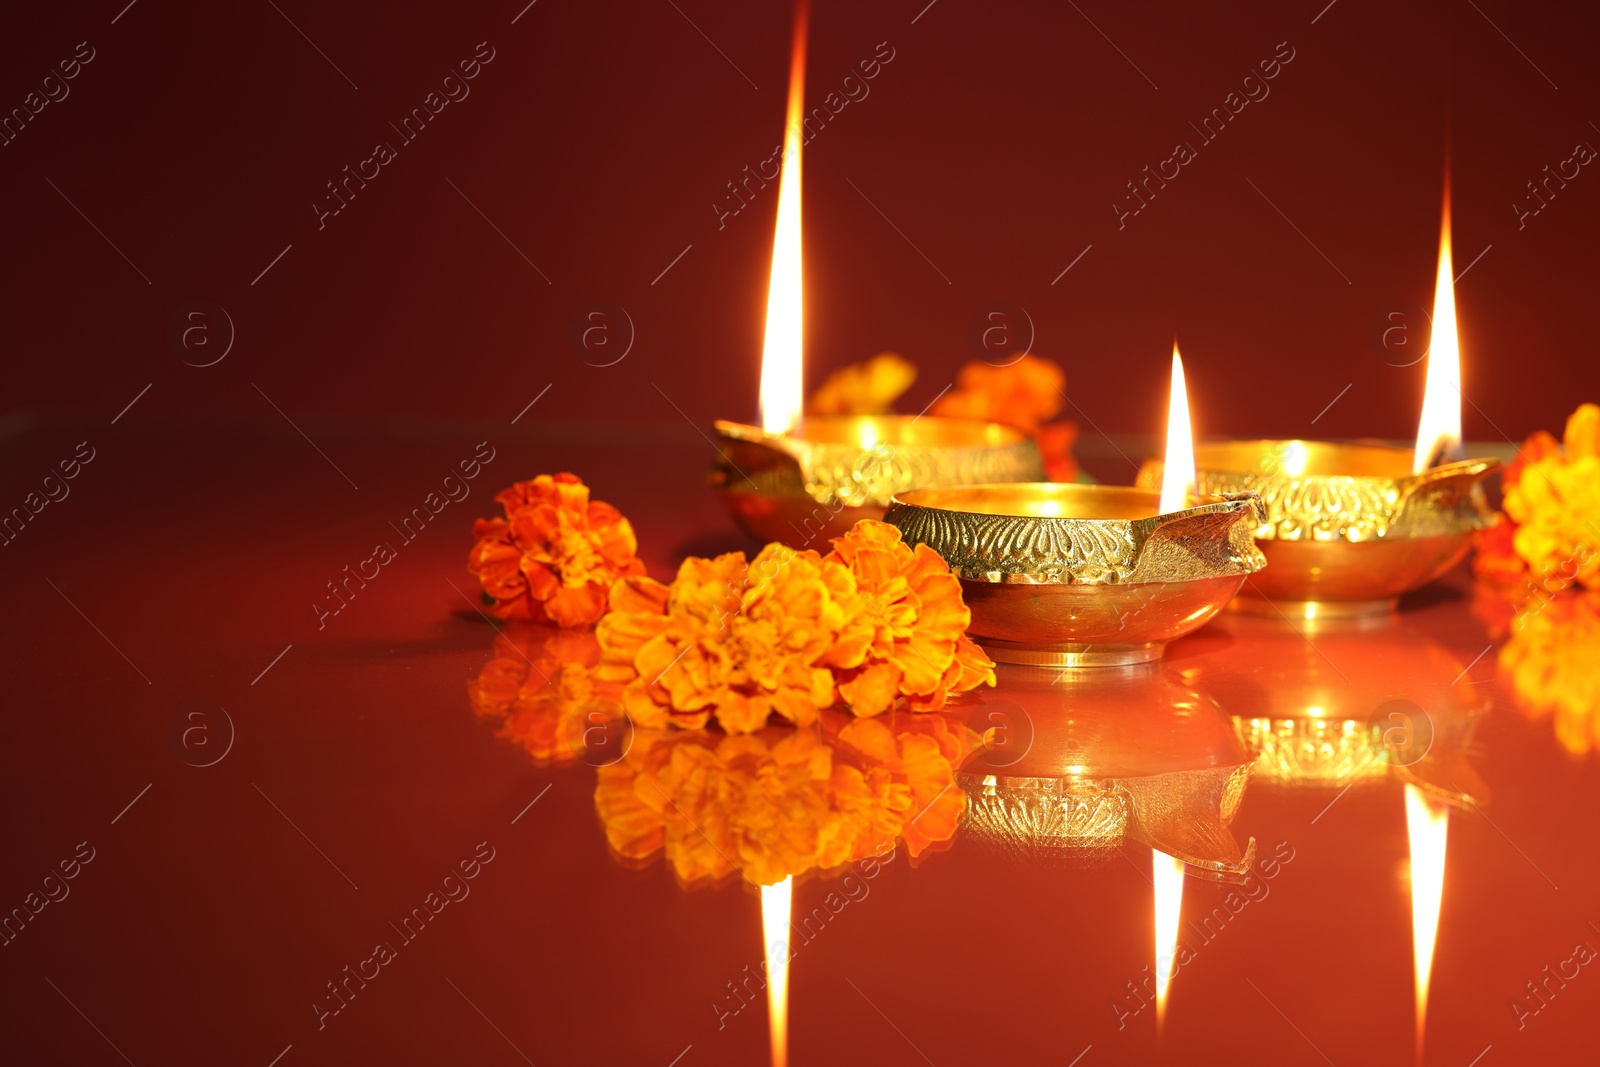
xmin=1152 ymin=850 xmax=1186 ymax=1032
xmin=1405 ymin=784 xmax=1450 ymax=1059
xmin=1412 ymin=189 xmax=1463 ymax=474
xmin=761 ymin=877 xmax=793 ymax=1067
xmin=1159 ymin=346 xmax=1196 ymax=514
xmin=757 ymin=3 xmax=809 ymax=437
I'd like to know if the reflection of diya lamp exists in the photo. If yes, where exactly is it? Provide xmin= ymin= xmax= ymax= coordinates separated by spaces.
xmin=709 ymin=415 xmax=1042 ymax=547
xmin=889 ymin=349 xmax=1267 ymax=667
xmin=704 ymin=45 xmax=1040 ymax=550
xmin=1139 ymin=195 xmax=1498 ymax=619
xmin=1179 ymin=582 xmax=1488 ymax=1055
xmin=1177 ymin=611 xmax=1490 ymax=803
xmin=955 ymin=663 xmax=1256 ymax=878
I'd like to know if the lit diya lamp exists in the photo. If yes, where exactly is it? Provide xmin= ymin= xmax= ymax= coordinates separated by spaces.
xmin=706 ymin=4 xmax=1041 ymax=549
xmin=887 ymin=347 xmax=1266 ymax=666
xmin=1138 ymin=188 xmax=1499 ymax=618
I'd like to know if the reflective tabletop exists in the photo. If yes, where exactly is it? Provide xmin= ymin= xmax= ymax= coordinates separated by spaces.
xmin=3 ymin=419 xmax=1596 ymax=1066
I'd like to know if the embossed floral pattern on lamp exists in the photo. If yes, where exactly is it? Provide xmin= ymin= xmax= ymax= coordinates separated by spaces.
xmin=705 ymin=30 xmax=1040 ymax=550
xmin=1139 ymin=191 xmax=1499 ymax=618
xmin=887 ymin=348 xmax=1266 ymax=667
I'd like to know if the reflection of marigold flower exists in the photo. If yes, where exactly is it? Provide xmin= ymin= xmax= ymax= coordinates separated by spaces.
xmin=468 ymin=473 xmax=646 ymax=627
xmin=827 ymin=521 xmax=995 ymax=717
xmin=593 ymin=711 xmax=972 ymax=886
xmin=806 ymin=353 xmax=916 ymax=416
xmin=468 ymin=625 xmax=624 ymax=763
xmin=929 ymin=356 xmax=1080 ymax=482
xmin=1500 ymin=593 xmax=1600 ymax=756
xmin=1474 ymin=405 xmax=1600 ymax=592
xmin=598 ymin=545 xmax=872 ymax=734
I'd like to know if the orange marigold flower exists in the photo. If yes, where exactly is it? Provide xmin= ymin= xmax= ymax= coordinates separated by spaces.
xmin=929 ymin=355 xmax=1081 ymax=481
xmin=1035 ymin=420 xmax=1081 ymax=483
xmin=468 ymin=473 xmax=646 ymax=627
xmin=597 ymin=545 xmax=872 ymax=734
xmin=929 ymin=355 xmax=1066 ymax=433
xmin=825 ymin=520 xmax=996 ymax=716
xmin=467 ymin=625 xmax=625 ymax=763
xmin=1476 ymin=404 xmax=1600 ymax=594
xmin=806 ymin=353 xmax=917 ymax=416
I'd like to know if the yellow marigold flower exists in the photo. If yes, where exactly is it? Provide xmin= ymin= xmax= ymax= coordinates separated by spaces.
xmin=806 ymin=353 xmax=917 ymax=416
xmin=468 ymin=473 xmax=646 ymax=627
xmin=1499 ymin=593 xmax=1600 ymax=757
xmin=825 ymin=520 xmax=996 ymax=716
xmin=1498 ymin=403 xmax=1600 ymax=593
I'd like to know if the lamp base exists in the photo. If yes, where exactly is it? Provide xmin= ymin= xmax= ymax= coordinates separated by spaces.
xmin=1228 ymin=594 xmax=1399 ymax=620
xmin=975 ymin=637 xmax=1167 ymax=668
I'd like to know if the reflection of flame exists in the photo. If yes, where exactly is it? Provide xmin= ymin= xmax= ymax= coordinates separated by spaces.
xmin=762 ymin=877 xmax=793 ymax=1067
xmin=1405 ymin=783 xmax=1450 ymax=1059
xmin=1412 ymin=187 xmax=1462 ymax=474
xmin=1152 ymin=850 xmax=1186 ymax=1032
xmin=757 ymin=3 xmax=809 ymax=436
xmin=1159 ymin=345 xmax=1196 ymax=514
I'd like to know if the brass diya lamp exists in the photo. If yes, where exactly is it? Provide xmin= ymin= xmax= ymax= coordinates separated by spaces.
xmin=1137 ymin=440 xmax=1497 ymax=619
xmin=709 ymin=415 xmax=1042 ymax=547
xmin=1139 ymin=194 xmax=1498 ymax=618
xmin=956 ymin=663 xmax=1257 ymax=879
xmin=888 ymin=349 xmax=1267 ymax=667
xmin=705 ymin=42 xmax=1040 ymax=549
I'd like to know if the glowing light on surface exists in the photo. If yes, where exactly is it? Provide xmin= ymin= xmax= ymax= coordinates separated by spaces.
xmin=761 ymin=877 xmax=793 ymax=1067
xmin=1412 ymin=187 xmax=1463 ymax=474
xmin=1405 ymin=783 xmax=1450 ymax=1060
xmin=1281 ymin=440 xmax=1310 ymax=478
xmin=1159 ymin=345 xmax=1196 ymax=514
xmin=1153 ymin=850 xmax=1187 ymax=1032
xmin=757 ymin=3 xmax=809 ymax=436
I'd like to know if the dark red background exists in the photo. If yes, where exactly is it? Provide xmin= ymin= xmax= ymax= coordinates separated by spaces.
xmin=3 ymin=0 xmax=1598 ymax=445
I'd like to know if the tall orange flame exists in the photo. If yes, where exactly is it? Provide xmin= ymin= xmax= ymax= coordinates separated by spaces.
xmin=757 ymin=2 xmax=809 ymax=436
xmin=1159 ymin=345 xmax=1196 ymax=514
xmin=761 ymin=878 xmax=793 ymax=1067
xmin=1412 ymin=186 xmax=1463 ymax=473
xmin=1405 ymin=784 xmax=1450 ymax=1061
xmin=1153 ymin=850 xmax=1187 ymax=1032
